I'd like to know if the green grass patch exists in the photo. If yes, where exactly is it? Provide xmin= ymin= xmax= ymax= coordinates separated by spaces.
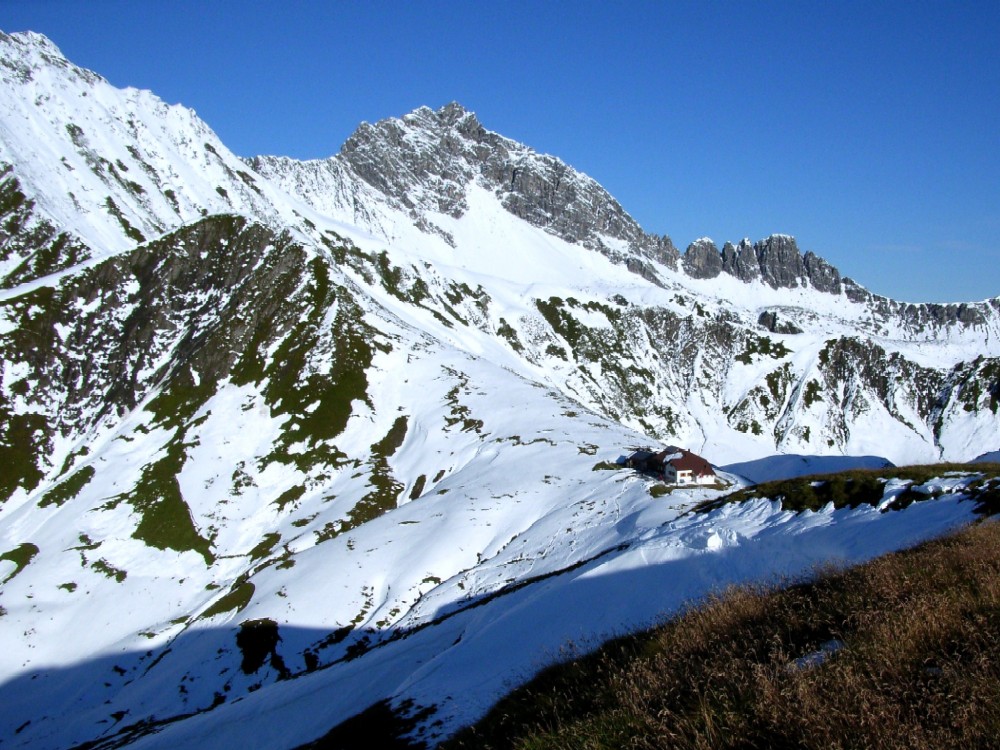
xmin=0 ymin=407 xmax=48 ymax=502
xmin=91 ymin=558 xmax=127 ymax=583
xmin=374 ymin=415 xmax=408 ymax=457
xmin=39 ymin=465 xmax=95 ymax=508
xmin=144 ymin=368 xmax=217 ymax=432
xmin=344 ymin=417 xmax=409 ymax=534
xmin=273 ymin=485 xmax=306 ymax=512
xmin=536 ymin=297 xmax=585 ymax=350
xmin=234 ymin=255 xmax=383 ymax=476
xmin=103 ymin=196 xmax=145 ymax=243
xmin=313 ymin=417 xmax=410 ymax=545
xmin=803 ymin=378 xmax=824 ymax=407
xmin=545 ymin=343 xmax=568 ymax=359
xmin=119 ymin=437 xmax=214 ymax=565
xmin=291 ymin=513 xmax=317 ymax=529
xmin=444 ymin=375 xmax=484 ymax=434
xmin=696 ymin=463 xmax=1000 ymax=516
xmin=409 ymin=475 xmax=427 ymax=501
xmin=766 ymin=363 xmax=792 ymax=402
xmin=0 ymin=542 xmax=39 ymax=583
xmin=201 ymin=579 xmax=255 ymax=619
xmin=735 ymin=418 xmax=764 ymax=435
xmin=163 ymin=188 xmax=179 ymax=212
xmin=735 ymin=333 xmax=792 ymax=365
xmin=65 ymin=123 xmax=85 ymax=146
xmin=248 ymin=533 xmax=281 ymax=562
xmin=0 ymin=282 xmax=60 ymax=498
xmin=495 ymin=318 xmax=524 ymax=353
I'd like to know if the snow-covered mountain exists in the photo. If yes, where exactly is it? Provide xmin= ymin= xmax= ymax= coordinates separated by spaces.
xmin=1 ymin=29 xmax=999 ymax=749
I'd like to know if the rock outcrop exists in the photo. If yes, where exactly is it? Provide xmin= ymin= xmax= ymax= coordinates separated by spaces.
xmin=722 ymin=239 xmax=761 ymax=282
xmin=682 ymin=238 xmax=723 ymax=279
xmin=717 ymin=235 xmax=841 ymax=292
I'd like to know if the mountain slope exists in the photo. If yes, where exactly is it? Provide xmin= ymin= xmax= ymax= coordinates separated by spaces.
xmin=0 ymin=30 xmax=302 ymax=289
xmin=443 ymin=517 xmax=1000 ymax=750
xmin=2 ymin=28 xmax=998 ymax=467
xmin=0 ymin=29 xmax=999 ymax=750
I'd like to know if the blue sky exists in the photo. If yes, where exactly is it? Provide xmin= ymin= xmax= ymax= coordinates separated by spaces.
xmin=4 ymin=0 xmax=999 ymax=303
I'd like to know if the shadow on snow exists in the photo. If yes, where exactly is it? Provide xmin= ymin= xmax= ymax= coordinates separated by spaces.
xmin=0 ymin=492 xmax=977 ymax=750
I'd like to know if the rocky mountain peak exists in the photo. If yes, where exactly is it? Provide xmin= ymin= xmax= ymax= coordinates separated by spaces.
xmin=436 ymin=101 xmax=484 ymax=133
xmin=338 ymin=102 xmax=680 ymax=273
xmin=720 ymin=238 xmax=759 ymax=282
xmin=320 ymin=104 xmax=871 ymax=297
xmin=1 ymin=29 xmax=62 ymax=60
xmin=683 ymin=233 xmax=845 ymax=294
xmin=0 ymin=30 xmax=103 ymax=87
xmin=682 ymin=237 xmax=723 ymax=279
xmin=338 ymin=102 xmax=486 ymax=218
xmin=756 ymin=234 xmax=806 ymax=288
xmin=0 ymin=29 xmax=293 ymax=289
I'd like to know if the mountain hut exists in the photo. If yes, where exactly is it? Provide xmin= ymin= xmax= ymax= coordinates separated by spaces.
xmin=627 ymin=446 xmax=717 ymax=486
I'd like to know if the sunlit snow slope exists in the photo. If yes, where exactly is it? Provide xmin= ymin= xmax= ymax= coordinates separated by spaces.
xmin=1 ymin=29 xmax=999 ymax=750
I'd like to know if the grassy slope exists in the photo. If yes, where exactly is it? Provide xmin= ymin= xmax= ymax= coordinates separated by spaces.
xmin=697 ymin=463 xmax=1000 ymax=515
xmin=445 ymin=468 xmax=1000 ymax=750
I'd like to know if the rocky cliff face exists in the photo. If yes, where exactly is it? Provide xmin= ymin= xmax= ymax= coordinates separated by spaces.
xmin=673 ymin=232 xmax=997 ymax=331
xmin=682 ymin=237 xmax=724 ymax=279
xmin=254 ymin=102 xmax=681 ymax=273
xmin=684 ymin=234 xmax=840 ymax=292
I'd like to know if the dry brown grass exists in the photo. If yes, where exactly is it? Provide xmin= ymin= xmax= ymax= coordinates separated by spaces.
xmin=444 ymin=520 xmax=1000 ymax=750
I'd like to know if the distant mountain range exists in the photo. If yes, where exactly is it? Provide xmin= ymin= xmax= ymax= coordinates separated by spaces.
xmin=1 ymin=29 xmax=998 ymax=750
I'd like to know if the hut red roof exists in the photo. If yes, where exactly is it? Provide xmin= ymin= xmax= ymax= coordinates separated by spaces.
xmin=655 ymin=447 xmax=714 ymax=477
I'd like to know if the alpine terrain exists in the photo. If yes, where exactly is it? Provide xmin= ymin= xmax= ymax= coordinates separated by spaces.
xmin=2 ymin=30 xmax=999 ymax=749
